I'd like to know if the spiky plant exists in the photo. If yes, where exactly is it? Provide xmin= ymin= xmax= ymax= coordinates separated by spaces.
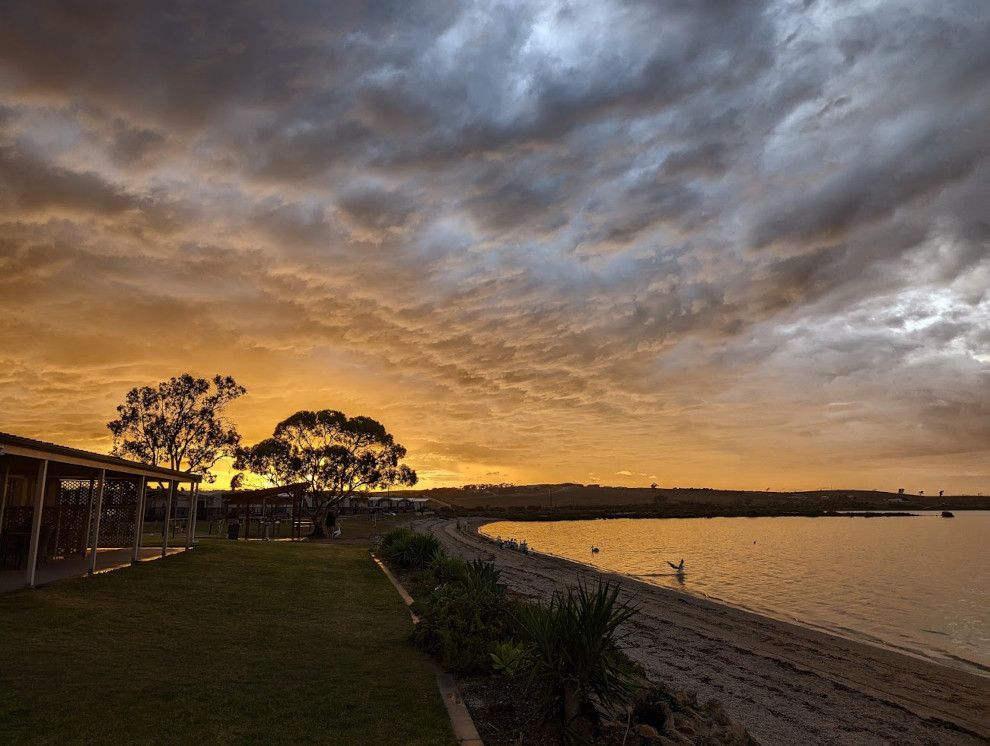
xmin=461 ymin=559 xmax=504 ymax=596
xmin=515 ymin=580 xmax=639 ymax=743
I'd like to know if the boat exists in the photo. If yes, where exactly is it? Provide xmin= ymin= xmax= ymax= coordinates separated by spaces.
xmin=941 ymin=511 xmax=955 ymax=518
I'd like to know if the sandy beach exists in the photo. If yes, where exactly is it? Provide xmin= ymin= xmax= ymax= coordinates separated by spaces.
xmin=418 ymin=516 xmax=990 ymax=746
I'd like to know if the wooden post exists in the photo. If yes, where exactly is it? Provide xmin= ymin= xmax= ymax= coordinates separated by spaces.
xmin=161 ymin=481 xmax=175 ymax=558
xmin=87 ymin=469 xmax=106 ymax=576
xmin=132 ymin=476 xmax=147 ymax=564
xmin=26 ymin=459 xmax=48 ymax=588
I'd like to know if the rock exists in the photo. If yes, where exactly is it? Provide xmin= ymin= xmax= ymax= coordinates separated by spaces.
xmin=632 ymin=723 xmax=662 ymax=740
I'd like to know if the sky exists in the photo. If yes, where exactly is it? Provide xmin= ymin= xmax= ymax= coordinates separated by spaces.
xmin=1 ymin=1 xmax=989 ymax=494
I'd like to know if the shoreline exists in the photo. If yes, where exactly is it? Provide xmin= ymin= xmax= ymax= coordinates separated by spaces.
xmin=474 ymin=512 xmax=990 ymax=681
xmin=419 ymin=516 xmax=990 ymax=745
xmin=533 ymin=547 xmax=990 ymax=682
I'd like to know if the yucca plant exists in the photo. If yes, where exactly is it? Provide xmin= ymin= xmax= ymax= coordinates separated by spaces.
xmin=515 ymin=580 xmax=639 ymax=744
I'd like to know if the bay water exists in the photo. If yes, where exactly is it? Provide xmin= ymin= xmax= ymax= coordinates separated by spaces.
xmin=480 ymin=512 xmax=990 ymax=677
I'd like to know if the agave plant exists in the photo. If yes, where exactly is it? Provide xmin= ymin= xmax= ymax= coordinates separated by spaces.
xmin=490 ymin=639 xmax=528 ymax=676
xmin=515 ymin=580 xmax=639 ymax=743
xmin=461 ymin=559 xmax=505 ymax=596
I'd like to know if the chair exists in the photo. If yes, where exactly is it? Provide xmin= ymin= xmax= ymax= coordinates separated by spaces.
xmin=36 ymin=525 xmax=53 ymax=567
xmin=0 ymin=530 xmax=29 ymax=569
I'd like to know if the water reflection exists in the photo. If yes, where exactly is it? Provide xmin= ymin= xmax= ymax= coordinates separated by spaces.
xmin=480 ymin=513 xmax=990 ymax=678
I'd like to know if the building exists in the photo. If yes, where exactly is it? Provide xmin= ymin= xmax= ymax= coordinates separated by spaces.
xmin=0 ymin=431 xmax=202 ymax=588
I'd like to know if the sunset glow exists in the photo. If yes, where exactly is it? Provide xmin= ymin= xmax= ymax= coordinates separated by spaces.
xmin=1 ymin=2 xmax=988 ymax=492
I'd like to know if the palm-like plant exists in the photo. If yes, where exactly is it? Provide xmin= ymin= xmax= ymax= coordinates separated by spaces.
xmin=516 ymin=580 xmax=639 ymax=743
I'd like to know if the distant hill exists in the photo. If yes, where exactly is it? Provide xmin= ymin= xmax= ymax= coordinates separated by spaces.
xmin=382 ymin=484 xmax=990 ymax=515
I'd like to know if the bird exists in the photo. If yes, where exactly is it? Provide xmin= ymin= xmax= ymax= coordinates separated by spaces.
xmin=591 ymin=545 xmax=600 ymax=554
xmin=667 ymin=559 xmax=684 ymax=573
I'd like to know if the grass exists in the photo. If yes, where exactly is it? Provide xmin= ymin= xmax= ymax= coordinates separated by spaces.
xmin=0 ymin=540 xmax=453 ymax=745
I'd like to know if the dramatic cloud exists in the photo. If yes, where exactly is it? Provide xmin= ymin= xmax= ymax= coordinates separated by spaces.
xmin=1 ymin=0 xmax=988 ymax=492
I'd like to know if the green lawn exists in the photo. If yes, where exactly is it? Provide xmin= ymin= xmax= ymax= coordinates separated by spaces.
xmin=0 ymin=540 xmax=453 ymax=745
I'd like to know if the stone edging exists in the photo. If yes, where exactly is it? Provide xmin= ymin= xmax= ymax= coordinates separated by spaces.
xmin=371 ymin=554 xmax=484 ymax=745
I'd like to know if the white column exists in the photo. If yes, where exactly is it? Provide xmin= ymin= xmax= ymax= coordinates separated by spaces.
xmin=81 ymin=478 xmax=96 ymax=556
xmin=87 ymin=469 xmax=106 ymax=575
xmin=185 ymin=482 xmax=199 ymax=549
xmin=25 ymin=459 xmax=48 ymax=588
xmin=132 ymin=476 xmax=147 ymax=564
xmin=161 ymin=481 xmax=175 ymax=558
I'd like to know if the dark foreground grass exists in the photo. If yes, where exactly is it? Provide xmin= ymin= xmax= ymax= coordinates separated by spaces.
xmin=0 ymin=540 xmax=453 ymax=745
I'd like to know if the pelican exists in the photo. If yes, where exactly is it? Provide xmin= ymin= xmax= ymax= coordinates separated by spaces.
xmin=591 ymin=545 xmax=600 ymax=554
xmin=667 ymin=559 xmax=684 ymax=573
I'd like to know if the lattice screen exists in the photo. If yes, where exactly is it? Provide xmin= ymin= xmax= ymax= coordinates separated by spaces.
xmin=55 ymin=479 xmax=139 ymax=554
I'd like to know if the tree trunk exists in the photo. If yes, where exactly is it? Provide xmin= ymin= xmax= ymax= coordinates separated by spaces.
xmin=563 ymin=680 xmax=591 ymax=744
xmin=309 ymin=513 xmax=327 ymax=538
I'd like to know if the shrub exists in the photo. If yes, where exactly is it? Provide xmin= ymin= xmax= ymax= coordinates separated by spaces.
xmin=412 ymin=560 xmax=514 ymax=674
xmin=515 ymin=580 xmax=639 ymax=743
xmin=429 ymin=554 xmax=468 ymax=585
xmin=413 ymin=589 xmax=520 ymax=673
xmin=378 ymin=527 xmax=414 ymax=555
xmin=380 ymin=530 xmax=444 ymax=569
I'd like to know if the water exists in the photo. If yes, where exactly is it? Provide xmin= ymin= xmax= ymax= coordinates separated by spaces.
xmin=480 ymin=512 xmax=990 ymax=678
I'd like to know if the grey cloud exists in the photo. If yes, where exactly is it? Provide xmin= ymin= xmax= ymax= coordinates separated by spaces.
xmin=0 ymin=146 xmax=138 ymax=216
xmin=108 ymin=119 xmax=167 ymax=165
xmin=2 ymin=0 xmax=989 ymax=491
xmin=0 ymin=2 xmax=353 ymax=126
xmin=336 ymin=187 xmax=419 ymax=232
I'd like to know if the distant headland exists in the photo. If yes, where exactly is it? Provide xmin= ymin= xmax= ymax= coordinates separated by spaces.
xmin=384 ymin=484 xmax=990 ymax=520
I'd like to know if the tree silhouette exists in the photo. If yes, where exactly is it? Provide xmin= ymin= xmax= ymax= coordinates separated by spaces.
xmin=233 ymin=437 xmax=296 ymax=489
xmin=237 ymin=409 xmax=417 ymax=537
xmin=107 ymin=373 xmax=245 ymax=483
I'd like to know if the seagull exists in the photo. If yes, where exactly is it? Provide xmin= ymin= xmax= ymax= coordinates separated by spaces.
xmin=667 ymin=559 xmax=684 ymax=573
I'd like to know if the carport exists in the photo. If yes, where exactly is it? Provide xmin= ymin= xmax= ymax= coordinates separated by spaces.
xmin=0 ymin=431 xmax=202 ymax=588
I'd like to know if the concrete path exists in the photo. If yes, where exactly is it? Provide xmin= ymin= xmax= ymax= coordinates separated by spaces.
xmin=0 ymin=546 xmax=186 ymax=594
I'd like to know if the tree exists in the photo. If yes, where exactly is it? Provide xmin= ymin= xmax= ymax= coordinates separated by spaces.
xmin=107 ymin=373 xmax=246 ymax=483
xmin=232 ymin=437 xmax=296 ymax=489
xmin=236 ymin=409 xmax=417 ymax=537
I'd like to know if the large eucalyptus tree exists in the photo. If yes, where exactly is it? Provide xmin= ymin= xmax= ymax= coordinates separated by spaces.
xmin=236 ymin=409 xmax=417 ymax=537
xmin=107 ymin=373 xmax=245 ymax=483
